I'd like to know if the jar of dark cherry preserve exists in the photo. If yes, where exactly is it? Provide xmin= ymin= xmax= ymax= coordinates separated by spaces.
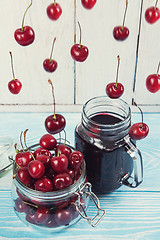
xmin=75 ymin=96 xmax=143 ymax=193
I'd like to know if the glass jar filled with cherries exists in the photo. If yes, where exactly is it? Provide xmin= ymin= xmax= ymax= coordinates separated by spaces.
xmin=11 ymin=133 xmax=105 ymax=233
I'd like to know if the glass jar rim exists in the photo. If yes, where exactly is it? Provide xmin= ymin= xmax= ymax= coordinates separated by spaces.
xmin=82 ymin=95 xmax=131 ymax=130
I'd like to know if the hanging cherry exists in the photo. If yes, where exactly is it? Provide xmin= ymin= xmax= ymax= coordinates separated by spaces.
xmin=81 ymin=0 xmax=97 ymax=9
xmin=47 ymin=0 xmax=62 ymax=21
xmin=113 ymin=0 xmax=129 ymax=41
xmin=145 ymin=0 xmax=160 ymax=24
xmin=43 ymin=37 xmax=58 ymax=72
xmin=71 ymin=21 xmax=89 ymax=62
xmin=106 ymin=55 xmax=124 ymax=98
xmin=8 ymin=52 xmax=22 ymax=94
xmin=146 ymin=61 xmax=160 ymax=93
xmin=45 ymin=80 xmax=66 ymax=134
xmin=129 ymin=102 xmax=149 ymax=140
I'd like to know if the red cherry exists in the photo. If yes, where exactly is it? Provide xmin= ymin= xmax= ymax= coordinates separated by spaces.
xmin=71 ymin=44 xmax=89 ymax=62
xmin=28 ymin=160 xmax=45 ymax=179
xmin=36 ymin=155 xmax=51 ymax=168
xmin=71 ymin=22 xmax=89 ymax=62
xmin=146 ymin=74 xmax=160 ymax=93
xmin=50 ymin=154 xmax=68 ymax=173
xmin=106 ymin=82 xmax=124 ymax=99
xmin=55 ymin=144 xmax=72 ymax=158
xmin=15 ymin=151 xmax=33 ymax=167
xmin=26 ymin=209 xmax=36 ymax=224
xmin=34 ymin=206 xmax=50 ymax=225
xmin=40 ymin=134 xmax=57 ymax=150
xmin=43 ymin=59 xmax=57 ymax=72
xmin=14 ymin=26 xmax=35 ymax=46
xmin=47 ymin=2 xmax=62 ymax=20
xmin=45 ymin=80 xmax=66 ymax=134
xmin=17 ymin=167 xmax=33 ymax=185
xmin=69 ymin=151 xmax=84 ymax=170
xmin=8 ymin=52 xmax=22 ymax=94
xmin=45 ymin=114 xmax=66 ymax=134
xmin=14 ymin=1 xmax=35 ymax=46
xmin=8 ymin=79 xmax=22 ymax=94
xmin=53 ymin=173 xmax=72 ymax=190
xmin=81 ymin=0 xmax=97 ymax=9
xmin=54 ymin=209 xmax=72 ymax=226
xmin=106 ymin=56 xmax=124 ymax=99
xmin=113 ymin=26 xmax=129 ymax=41
xmin=35 ymin=177 xmax=53 ymax=192
xmin=145 ymin=6 xmax=160 ymax=24
xmin=65 ymin=169 xmax=75 ymax=179
xmin=113 ymin=0 xmax=129 ymax=41
xmin=34 ymin=148 xmax=51 ymax=158
xmin=45 ymin=216 xmax=60 ymax=228
xmin=129 ymin=102 xmax=149 ymax=140
xmin=43 ymin=37 xmax=58 ymax=73
xmin=14 ymin=198 xmax=29 ymax=213
xmin=129 ymin=123 xmax=149 ymax=140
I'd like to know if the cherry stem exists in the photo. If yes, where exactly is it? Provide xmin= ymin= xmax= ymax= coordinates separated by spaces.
xmin=48 ymin=79 xmax=56 ymax=120
xmin=23 ymin=129 xmax=35 ymax=160
xmin=20 ymin=131 xmax=25 ymax=152
xmin=14 ymin=143 xmax=18 ymax=154
xmin=156 ymin=61 xmax=160 ymax=76
xmin=77 ymin=21 xmax=82 ymax=48
xmin=122 ymin=0 xmax=128 ymax=30
xmin=133 ymin=102 xmax=144 ymax=127
xmin=115 ymin=55 xmax=120 ymax=88
xmin=155 ymin=0 xmax=159 ymax=9
xmin=54 ymin=0 xmax=56 ymax=6
xmin=49 ymin=37 xmax=56 ymax=63
xmin=9 ymin=52 xmax=15 ymax=80
xmin=21 ymin=0 xmax=32 ymax=31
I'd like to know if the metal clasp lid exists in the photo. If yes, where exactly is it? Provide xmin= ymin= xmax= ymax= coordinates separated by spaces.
xmin=74 ymin=182 xmax=106 ymax=227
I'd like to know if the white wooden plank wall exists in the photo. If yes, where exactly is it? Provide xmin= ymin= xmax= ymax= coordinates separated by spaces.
xmin=0 ymin=0 xmax=159 ymax=112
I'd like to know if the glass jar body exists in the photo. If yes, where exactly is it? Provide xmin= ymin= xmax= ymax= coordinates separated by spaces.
xmin=75 ymin=96 xmax=134 ymax=193
xmin=11 ymin=162 xmax=89 ymax=233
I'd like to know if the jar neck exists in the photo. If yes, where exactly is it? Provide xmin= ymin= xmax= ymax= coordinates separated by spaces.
xmin=81 ymin=96 xmax=131 ymax=142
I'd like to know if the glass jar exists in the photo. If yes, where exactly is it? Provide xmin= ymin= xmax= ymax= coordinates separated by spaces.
xmin=75 ymin=96 xmax=143 ymax=193
xmin=11 ymin=145 xmax=105 ymax=233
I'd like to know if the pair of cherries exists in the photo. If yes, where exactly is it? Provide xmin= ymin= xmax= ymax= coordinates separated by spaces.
xmin=16 ymin=133 xmax=84 ymax=192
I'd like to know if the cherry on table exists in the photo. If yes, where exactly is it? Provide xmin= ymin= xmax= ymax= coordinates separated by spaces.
xmin=28 ymin=160 xmax=45 ymax=179
xmin=71 ymin=22 xmax=89 ymax=62
xmin=47 ymin=0 xmax=62 ymax=20
xmin=113 ymin=0 xmax=129 ymax=41
xmin=146 ymin=61 xmax=160 ymax=93
xmin=81 ymin=0 xmax=97 ymax=9
xmin=43 ymin=37 xmax=58 ymax=73
xmin=129 ymin=102 xmax=149 ymax=140
xmin=50 ymin=154 xmax=68 ymax=173
xmin=106 ymin=55 xmax=124 ymax=99
xmin=145 ymin=0 xmax=160 ymax=24
xmin=14 ymin=0 xmax=35 ymax=46
xmin=45 ymin=80 xmax=66 ymax=134
xmin=40 ymin=134 xmax=57 ymax=150
xmin=8 ymin=52 xmax=22 ymax=94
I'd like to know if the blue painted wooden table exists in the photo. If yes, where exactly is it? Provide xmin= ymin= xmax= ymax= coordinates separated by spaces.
xmin=0 ymin=112 xmax=160 ymax=240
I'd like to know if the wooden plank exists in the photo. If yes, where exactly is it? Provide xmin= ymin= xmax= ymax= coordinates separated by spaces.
xmin=0 ymin=0 xmax=74 ymax=106
xmin=75 ymin=0 xmax=142 ymax=105
xmin=134 ymin=0 xmax=160 ymax=105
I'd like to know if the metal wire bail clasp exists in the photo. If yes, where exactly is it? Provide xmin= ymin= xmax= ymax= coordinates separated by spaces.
xmin=74 ymin=182 xmax=106 ymax=227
